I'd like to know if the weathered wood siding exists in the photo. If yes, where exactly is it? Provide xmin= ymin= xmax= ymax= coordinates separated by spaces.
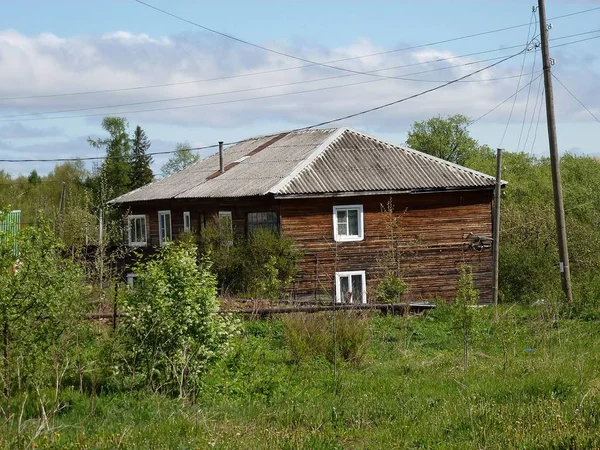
xmin=122 ymin=189 xmax=493 ymax=303
xmin=280 ymin=190 xmax=493 ymax=303
xmin=123 ymin=197 xmax=280 ymax=247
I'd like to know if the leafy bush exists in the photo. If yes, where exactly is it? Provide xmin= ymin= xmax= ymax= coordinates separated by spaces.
xmin=375 ymin=274 xmax=407 ymax=303
xmin=282 ymin=311 xmax=370 ymax=365
xmin=0 ymin=219 xmax=88 ymax=403
xmin=199 ymin=224 xmax=302 ymax=300
xmin=120 ymin=240 xmax=238 ymax=397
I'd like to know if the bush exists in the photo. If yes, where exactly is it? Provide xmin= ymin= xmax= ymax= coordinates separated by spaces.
xmin=120 ymin=240 xmax=238 ymax=397
xmin=282 ymin=311 xmax=370 ymax=365
xmin=199 ymin=224 xmax=302 ymax=300
xmin=375 ymin=274 xmax=407 ymax=303
xmin=0 ymin=219 xmax=88 ymax=407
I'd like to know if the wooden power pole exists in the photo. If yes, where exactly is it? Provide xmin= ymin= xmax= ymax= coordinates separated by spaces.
xmin=538 ymin=0 xmax=573 ymax=303
xmin=492 ymin=148 xmax=502 ymax=314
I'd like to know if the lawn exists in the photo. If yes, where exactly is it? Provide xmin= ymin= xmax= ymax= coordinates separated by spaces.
xmin=4 ymin=305 xmax=600 ymax=449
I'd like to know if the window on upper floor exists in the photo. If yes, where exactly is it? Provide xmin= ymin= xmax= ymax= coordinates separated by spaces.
xmin=128 ymin=215 xmax=147 ymax=247
xmin=158 ymin=210 xmax=172 ymax=246
xmin=333 ymin=205 xmax=364 ymax=242
xmin=335 ymin=270 xmax=367 ymax=304
xmin=247 ymin=211 xmax=279 ymax=234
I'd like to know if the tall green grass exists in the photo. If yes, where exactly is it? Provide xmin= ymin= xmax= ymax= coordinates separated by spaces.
xmin=2 ymin=305 xmax=600 ymax=449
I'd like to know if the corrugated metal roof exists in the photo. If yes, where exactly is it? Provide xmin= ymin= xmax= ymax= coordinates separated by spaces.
xmin=110 ymin=127 xmax=496 ymax=204
xmin=278 ymin=129 xmax=496 ymax=195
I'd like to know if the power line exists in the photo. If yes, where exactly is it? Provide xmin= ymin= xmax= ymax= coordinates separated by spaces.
xmin=517 ymin=28 xmax=540 ymax=152
xmin=0 ymin=48 xmax=523 ymax=163
xmin=133 ymin=0 xmax=535 ymax=82
xmin=0 ymin=28 xmax=594 ymax=105
xmin=552 ymin=73 xmax=600 ymax=123
xmin=0 ymin=38 xmax=587 ymax=125
xmin=133 ymin=0 xmax=600 ymax=76
xmin=522 ymin=69 xmax=545 ymax=152
xmin=530 ymin=89 xmax=546 ymax=154
xmin=0 ymin=53 xmax=533 ymax=123
xmin=471 ymin=74 xmax=543 ymax=124
xmin=499 ymin=10 xmax=536 ymax=148
xmin=0 ymin=53 xmax=531 ymax=120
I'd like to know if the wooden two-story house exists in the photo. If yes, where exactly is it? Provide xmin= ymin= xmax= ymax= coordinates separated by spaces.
xmin=110 ymin=127 xmax=498 ymax=302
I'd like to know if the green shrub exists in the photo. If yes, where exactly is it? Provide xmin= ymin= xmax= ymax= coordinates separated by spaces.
xmin=120 ymin=240 xmax=238 ymax=397
xmin=375 ymin=273 xmax=407 ymax=304
xmin=200 ymin=223 xmax=302 ymax=300
xmin=282 ymin=311 xmax=370 ymax=365
xmin=0 ymin=219 xmax=89 ymax=411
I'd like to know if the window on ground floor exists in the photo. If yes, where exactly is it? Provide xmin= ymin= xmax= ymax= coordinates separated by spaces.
xmin=335 ymin=270 xmax=366 ymax=304
xmin=333 ymin=205 xmax=364 ymax=242
xmin=183 ymin=211 xmax=191 ymax=232
xmin=218 ymin=211 xmax=233 ymax=246
xmin=126 ymin=273 xmax=139 ymax=288
xmin=128 ymin=215 xmax=147 ymax=247
xmin=158 ymin=210 xmax=172 ymax=246
xmin=247 ymin=211 xmax=279 ymax=234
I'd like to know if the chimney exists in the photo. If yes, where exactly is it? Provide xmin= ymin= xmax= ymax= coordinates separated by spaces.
xmin=219 ymin=141 xmax=224 ymax=174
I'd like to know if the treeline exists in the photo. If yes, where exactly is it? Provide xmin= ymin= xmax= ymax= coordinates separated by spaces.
xmin=0 ymin=117 xmax=199 ymax=247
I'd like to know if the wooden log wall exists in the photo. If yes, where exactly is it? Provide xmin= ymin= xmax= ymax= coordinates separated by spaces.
xmin=121 ymin=189 xmax=493 ymax=303
xmin=279 ymin=190 xmax=494 ymax=303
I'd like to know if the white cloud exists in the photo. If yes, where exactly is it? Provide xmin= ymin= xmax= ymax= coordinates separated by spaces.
xmin=0 ymin=29 xmax=597 ymax=142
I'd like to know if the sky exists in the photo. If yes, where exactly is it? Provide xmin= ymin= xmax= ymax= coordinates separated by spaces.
xmin=1 ymin=0 xmax=599 ymax=176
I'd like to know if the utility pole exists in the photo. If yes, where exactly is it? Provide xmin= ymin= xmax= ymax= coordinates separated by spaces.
xmin=492 ymin=148 xmax=502 ymax=317
xmin=538 ymin=0 xmax=573 ymax=303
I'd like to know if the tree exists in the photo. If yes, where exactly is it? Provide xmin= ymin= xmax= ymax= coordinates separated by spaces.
xmin=88 ymin=117 xmax=132 ymax=200
xmin=130 ymin=125 xmax=154 ymax=189
xmin=161 ymin=143 xmax=200 ymax=176
xmin=406 ymin=114 xmax=479 ymax=166
xmin=27 ymin=170 xmax=41 ymax=185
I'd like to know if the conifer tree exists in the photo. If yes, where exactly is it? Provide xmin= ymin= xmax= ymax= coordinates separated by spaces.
xmin=130 ymin=125 xmax=154 ymax=189
xmin=88 ymin=117 xmax=132 ymax=201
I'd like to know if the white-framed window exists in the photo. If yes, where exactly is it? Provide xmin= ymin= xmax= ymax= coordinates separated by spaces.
xmin=218 ymin=211 xmax=233 ymax=246
xmin=333 ymin=205 xmax=364 ymax=242
xmin=128 ymin=215 xmax=147 ymax=247
xmin=335 ymin=270 xmax=367 ymax=304
xmin=247 ymin=211 xmax=279 ymax=234
xmin=158 ymin=210 xmax=172 ymax=246
xmin=126 ymin=273 xmax=139 ymax=288
xmin=183 ymin=211 xmax=191 ymax=232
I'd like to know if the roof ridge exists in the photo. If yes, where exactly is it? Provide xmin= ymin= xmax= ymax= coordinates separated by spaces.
xmin=268 ymin=127 xmax=348 ymax=194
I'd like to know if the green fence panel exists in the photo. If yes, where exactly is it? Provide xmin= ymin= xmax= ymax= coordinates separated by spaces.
xmin=0 ymin=210 xmax=21 ymax=256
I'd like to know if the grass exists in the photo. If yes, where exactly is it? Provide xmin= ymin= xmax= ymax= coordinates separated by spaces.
xmin=3 ymin=304 xmax=600 ymax=449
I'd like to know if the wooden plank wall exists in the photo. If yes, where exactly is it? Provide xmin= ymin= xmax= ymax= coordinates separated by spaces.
xmin=122 ymin=190 xmax=493 ymax=303
xmin=280 ymin=190 xmax=494 ymax=303
xmin=124 ymin=197 xmax=280 ymax=247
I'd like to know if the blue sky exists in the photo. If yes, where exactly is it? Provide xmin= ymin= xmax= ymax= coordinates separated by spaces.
xmin=1 ymin=0 xmax=599 ymax=175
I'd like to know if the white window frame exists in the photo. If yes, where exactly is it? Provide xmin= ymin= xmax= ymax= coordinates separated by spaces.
xmin=183 ymin=211 xmax=191 ymax=232
xmin=127 ymin=214 xmax=147 ymax=247
xmin=158 ymin=210 xmax=172 ymax=246
xmin=218 ymin=211 xmax=233 ymax=246
xmin=333 ymin=204 xmax=364 ymax=242
xmin=126 ymin=273 xmax=138 ymax=288
xmin=335 ymin=270 xmax=367 ymax=304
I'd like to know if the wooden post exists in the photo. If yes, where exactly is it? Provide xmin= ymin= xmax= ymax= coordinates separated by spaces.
xmin=99 ymin=209 xmax=104 ymax=291
xmin=113 ymin=282 xmax=119 ymax=330
xmin=538 ymin=0 xmax=573 ymax=303
xmin=492 ymin=148 xmax=502 ymax=315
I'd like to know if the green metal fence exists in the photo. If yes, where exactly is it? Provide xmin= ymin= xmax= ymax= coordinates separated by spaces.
xmin=0 ymin=210 xmax=21 ymax=256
